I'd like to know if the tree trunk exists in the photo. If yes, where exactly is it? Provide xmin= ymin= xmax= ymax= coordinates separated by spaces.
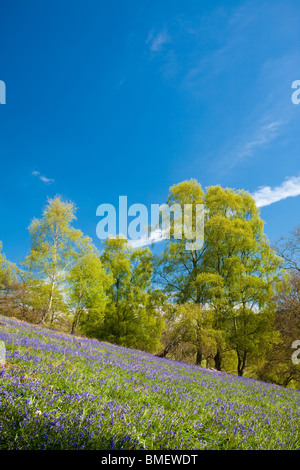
xmin=38 ymin=308 xmax=48 ymax=324
xmin=196 ymin=344 xmax=202 ymax=365
xmin=283 ymin=374 xmax=293 ymax=388
xmin=214 ymin=349 xmax=222 ymax=371
xmin=237 ymin=350 xmax=247 ymax=377
xmin=48 ymin=227 xmax=58 ymax=325
xmin=44 ymin=279 xmax=55 ymax=324
xmin=156 ymin=338 xmax=178 ymax=358
xmin=71 ymin=309 xmax=81 ymax=335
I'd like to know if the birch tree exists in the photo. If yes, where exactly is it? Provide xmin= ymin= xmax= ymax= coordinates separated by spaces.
xmin=24 ymin=196 xmax=82 ymax=324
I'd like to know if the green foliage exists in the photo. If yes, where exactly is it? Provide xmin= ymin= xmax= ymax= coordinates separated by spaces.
xmin=0 ymin=241 xmax=17 ymax=289
xmin=23 ymin=196 xmax=83 ymax=324
xmin=156 ymin=180 xmax=284 ymax=376
xmin=257 ymin=272 xmax=300 ymax=388
xmin=176 ymin=304 xmax=218 ymax=365
xmin=0 ymin=184 xmax=296 ymax=386
xmin=90 ymin=237 xmax=164 ymax=353
xmin=68 ymin=239 xmax=112 ymax=335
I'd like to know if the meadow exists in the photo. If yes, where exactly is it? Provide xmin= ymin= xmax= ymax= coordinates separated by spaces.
xmin=0 ymin=315 xmax=299 ymax=450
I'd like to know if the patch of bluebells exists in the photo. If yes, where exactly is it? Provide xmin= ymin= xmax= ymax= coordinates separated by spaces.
xmin=0 ymin=315 xmax=299 ymax=450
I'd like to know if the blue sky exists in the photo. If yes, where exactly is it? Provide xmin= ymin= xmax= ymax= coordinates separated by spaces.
xmin=1 ymin=0 xmax=300 ymax=263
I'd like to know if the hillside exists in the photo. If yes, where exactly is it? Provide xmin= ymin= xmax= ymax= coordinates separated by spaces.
xmin=0 ymin=315 xmax=299 ymax=450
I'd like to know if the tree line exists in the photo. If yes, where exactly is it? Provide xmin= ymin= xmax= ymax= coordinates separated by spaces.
xmin=0 ymin=179 xmax=299 ymax=388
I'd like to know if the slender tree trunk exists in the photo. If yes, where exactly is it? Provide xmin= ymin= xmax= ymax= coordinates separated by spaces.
xmin=214 ymin=349 xmax=222 ymax=371
xmin=157 ymin=338 xmax=178 ymax=358
xmin=71 ymin=309 xmax=81 ymax=335
xmin=71 ymin=293 xmax=83 ymax=335
xmin=43 ymin=290 xmax=53 ymax=323
xmin=48 ymin=224 xmax=58 ymax=325
xmin=38 ymin=307 xmax=48 ymax=324
xmin=283 ymin=374 xmax=293 ymax=388
xmin=50 ymin=304 xmax=56 ymax=325
xmin=237 ymin=350 xmax=247 ymax=376
xmin=196 ymin=344 xmax=203 ymax=365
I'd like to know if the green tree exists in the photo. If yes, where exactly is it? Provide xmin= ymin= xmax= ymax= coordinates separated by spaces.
xmin=24 ymin=196 xmax=83 ymax=324
xmin=156 ymin=302 xmax=184 ymax=359
xmin=203 ymin=185 xmax=282 ymax=376
xmin=176 ymin=304 xmax=217 ymax=365
xmin=95 ymin=237 xmax=164 ymax=352
xmin=257 ymin=225 xmax=300 ymax=388
xmin=0 ymin=242 xmax=17 ymax=288
xmin=154 ymin=179 xmax=205 ymax=304
xmin=67 ymin=239 xmax=112 ymax=335
xmin=155 ymin=180 xmax=282 ymax=375
xmin=0 ymin=242 xmax=20 ymax=317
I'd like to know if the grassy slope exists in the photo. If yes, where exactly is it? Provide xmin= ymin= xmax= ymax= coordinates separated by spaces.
xmin=0 ymin=315 xmax=299 ymax=450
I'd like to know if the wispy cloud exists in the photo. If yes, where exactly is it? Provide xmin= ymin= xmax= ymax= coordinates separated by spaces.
xmin=253 ymin=175 xmax=300 ymax=208
xmin=128 ymin=228 xmax=165 ymax=249
xmin=228 ymin=120 xmax=284 ymax=167
xmin=32 ymin=171 xmax=54 ymax=185
xmin=217 ymin=48 xmax=300 ymax=172
xmin=146 ymin=29 xmax=170 ymax=52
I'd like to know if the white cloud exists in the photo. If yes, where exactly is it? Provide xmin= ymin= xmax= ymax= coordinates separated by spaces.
xmin=32 ymin=171 xmax=54 ymax=185
xmin=39 ymin=175 xmax=55 ymax=184
xmin=128 ymin=229 xmax=166 ymax=249
xmin=237 ymin=121 xmax=283 ymax=160
xmin=147 ymin=29 xmax=170 ymax=52
xmin=224 ymin=120 xmax=284 ymax=170
xmin=253 ymin=175 xmax=300 ymax=208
